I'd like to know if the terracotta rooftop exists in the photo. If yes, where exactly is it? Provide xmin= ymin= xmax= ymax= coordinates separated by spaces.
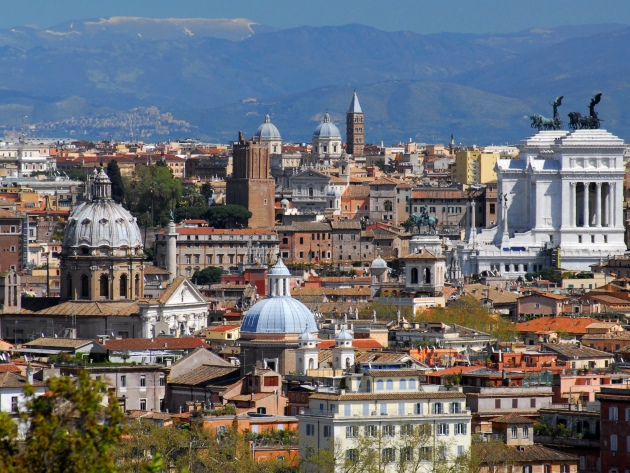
xmin=24 ymin=338 xmax=94 ymax=349
xmin=516 ymin=317 xmax=598 ymax=335
xmin=169 ymin=364 xmax=241 ymax=386
xmin=541 ymin=343 xmax=613 ymax=360
xmin=167 ymin=227 xmax=276 ymax=236
xmin=19 ymin=300 xmax=139 ymax=317
xmin=491 ymin=413 xmax=536 ymax=424
xmin=206 ymin=325 xmax=240 ymax=333
xmin=342 ymin=186 xmax=371 ymax=198
xmin=0 ymin=371 xmax=45 ymax=388
xmin=475 ymin=443 xmax=577 ymax=464
xmin=144 ymin=265 xmax=171 ymax=275
xmin=156 ymin=276 xmax=187 ymax=304
xmin=318 ymin=339 xmax=383 ymax=349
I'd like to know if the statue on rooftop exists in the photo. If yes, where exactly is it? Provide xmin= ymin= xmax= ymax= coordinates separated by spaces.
xmin=568 ymin=93 xmax=602 ymax=130
xmin=530 ymin=96 xmax=564 ymax=131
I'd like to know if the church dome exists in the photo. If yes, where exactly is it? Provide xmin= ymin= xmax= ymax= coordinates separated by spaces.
xmin=313 ymin=113 xmax=341 ymax=138
xmin=371 ymin=255 xmax=388 ymax=269
xmin=241 ymin=297 xmax=318 ymax=334
xmin=254 ymin=114 xmax=281 ymax=140
xmin=336 ymin=327 xmax=353 ymax=341
xmin=268 ymin=258 xmax=291 ymax=276
xmin=298 ymin=327 xmax=317 ymax=342
xmin=62 ymin=168 xmax=143 ymax=253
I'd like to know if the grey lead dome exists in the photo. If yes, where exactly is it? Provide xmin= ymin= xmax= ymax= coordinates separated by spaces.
xmin=62 ymin=167 xmax=143 ymax=253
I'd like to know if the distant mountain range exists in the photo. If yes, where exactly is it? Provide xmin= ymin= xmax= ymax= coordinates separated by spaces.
xmin=0 ymin=17 xmax=628 ymax=144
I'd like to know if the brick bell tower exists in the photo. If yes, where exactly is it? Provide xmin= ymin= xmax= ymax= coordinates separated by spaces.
xmin=346 ymin=89 xmax=365 ymax=157
xmin=226 ymin=132 xmax=275 ymax=228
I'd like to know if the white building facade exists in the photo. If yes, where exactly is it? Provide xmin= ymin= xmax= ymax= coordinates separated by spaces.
xmin=450 ymin=129 xmax=627 ymax=278
xmin=299 ymin=377 xmax=471 ymax=473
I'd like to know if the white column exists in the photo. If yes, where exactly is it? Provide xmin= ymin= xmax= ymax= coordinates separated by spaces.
xmin=615 ymin=181 xmax=623 ymax=227
xmin=595 ymin=182 xmax=602 ymax=227
xmin=570 ymin=182 xmax=577 ymax=227
xmin=582 ymin=182 xmax=589 ymax=227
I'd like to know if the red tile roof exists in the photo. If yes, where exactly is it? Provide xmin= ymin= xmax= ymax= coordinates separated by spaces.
xmin=169 ymin=228 xmax=276 ymax=236
xmin=207 ymin=325 xmax=240 ymax=333
xmin=318 ymin=339 xmax=383 ymax=349
xmin=516 ymin=316 xmax=598 ymax=335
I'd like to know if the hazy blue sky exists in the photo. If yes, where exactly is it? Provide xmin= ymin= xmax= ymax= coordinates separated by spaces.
xmin=10 ymin=0 xmax=630 ymax=33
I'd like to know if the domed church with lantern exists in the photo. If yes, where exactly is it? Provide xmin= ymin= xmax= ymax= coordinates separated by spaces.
xmin=0 ymin=167 xmax=209 ymax=342
xmin=239 ymin=257 xmax=319 ymax=375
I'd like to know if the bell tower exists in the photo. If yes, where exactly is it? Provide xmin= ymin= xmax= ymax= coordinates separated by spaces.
xmin=346 ymin=90 xmax=364 ymax=157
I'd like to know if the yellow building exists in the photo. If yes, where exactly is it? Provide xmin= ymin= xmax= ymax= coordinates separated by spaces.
xmin=453 ymin=150 xmax=500 ymax=185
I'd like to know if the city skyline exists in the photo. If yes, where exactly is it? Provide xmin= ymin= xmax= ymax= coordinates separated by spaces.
xmin=8 ymin=0 xmax=630 ymax=34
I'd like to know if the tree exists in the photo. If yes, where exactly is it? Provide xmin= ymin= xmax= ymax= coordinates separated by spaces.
xmin=181 ymin=185 xmax=206 ymax=208
xmin=192 ymin=266 xmax=224 ymax=285
xmin=205 ymin=205 xmax=252 ymax=228
xmin=107 ymin=160 xmax=126 ymax=204
xmin=123 ymin=163 xmax=182 ymax=227
xmin=383 ymin=200 xmax=393 ymax=212
xmin=200 ymin=183 xmax=214 ymax=203
xmin=0 ymin=370 xmax=123 ymax=473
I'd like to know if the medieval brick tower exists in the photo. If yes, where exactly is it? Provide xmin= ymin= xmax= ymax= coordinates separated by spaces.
xmin=227 ymin=132 xmax=275 ymax=228
xmin=346 ymin=90 xmax=364 ymax=157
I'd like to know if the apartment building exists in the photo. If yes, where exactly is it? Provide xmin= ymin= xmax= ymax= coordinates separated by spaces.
xmin=299 ymin=372 xmax=471 ymax=473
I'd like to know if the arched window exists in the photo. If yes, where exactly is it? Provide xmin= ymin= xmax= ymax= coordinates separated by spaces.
xmin=400 ymin=379 xmax=407 ymax=390
xmin=119 ymin=274 xmax=128 ymax=298
xmin=81 ymin=275 xmax=89 ymax=299
xmin=386 ymin=379 xmax=393 ymax=390
xmin=100 ymin=274 xmax=109 ymax=299
xmin=135 ymin=274 xmax=140 ymax=297
xmin=67 ymin=274 xmax=73 ymax=300
xmin=308 ymin=358 xmax=314 ymax=370
xmin=376 ymin=379 xmax=384 ymax=391
xmin=346 ymin=357 xmax=351 ymax=369
xmin=409 ymin=379 xmax=417 ymax=390
xmin=424 ymin=268 xmax=431 ymax=284
xmin=411 ymin=268 xmax=419 ymax=284
xmin=309 ymin=187 xmax=314 ymax=197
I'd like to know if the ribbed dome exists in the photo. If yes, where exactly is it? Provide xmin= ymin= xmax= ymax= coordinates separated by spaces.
xmin=336 ymin=327 xmax=353 ymax=341
xmin=268 ymin=258 xmax=291 ymax=276
xmin=241 ymin=297 xmax=318 ymax=334
xmin=313 ymin=113 xmax=341 ymax=138
xmin=371 ymin=256 xmax=388 ymax=268
xmin=62 ymin=168 xmax=143 ymax=253
xmin=254 ymin=114 xmax=281 ymax=140
xmin=298 ymin=327 xmax=317 ymax=342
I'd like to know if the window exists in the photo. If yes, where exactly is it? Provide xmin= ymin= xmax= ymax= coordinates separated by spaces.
xmin=495 ymin=399 xmax=501 ymax=409
xmin=140 ymin=399 xmax=147 ymax=411
xmin=524 ymin=466 xmax=532 ymax=473
xmin=419 ymin=447 xmax=432 ymax=461
xmin=454 ymin=423 xmax=467 ymax=435
xmin=140 ymin=375 xmax=146 ymax=388
xmin=159 ymin=398 xmax=165 ymax=412
xmin=401 ymin=424 xmax=414 ymax=436
xmin=531 ymin=398 xmax=536 ymax=408
xmin=323 ymin=425 xmax=331 ymax=438
xmin=386 ymin=379 xmax=393 ymax=390
xmin=523 ymin=426 xmax=529 ymax=438
xmin=611 ymin=434 xmax=618 ymax=451
xmin=534 ymin=303 xmax=540 ymax=309
xmin=437 ymin=423 xmax=449 ymax=436
xmin=433 ymin=402 xmax=443 ymax=414
xmin=365 ymin=425 xmax=378 ymax=437
xmin=306 ymin=424 xmax=315 ymax=436
xmin=383 ymin=425 xmax=395 ymax=437
xmin=450 ymin=402 xmax=461 ymax=414
xmin=159 ymin=375 xmax=165 ymax=387
xmin=512 ymin=399 xmax=518 ymax=409
xmin=376 ymin=379 xmax=384 ymax=391
xmin=561 ymin=465 xmax=569 ymax=473
xmin=346 ymin=449 xmax=359 ymax=462
xmin=382 ymin=448 xmax=396 ymax=463
xmin=120 ymin=375 xmax=127 ymax=388
xmin=346 ymin=426 xmax=359 ymax=438
xmin=401 ymin=446 xmax=413 ymax=462
xmin=11 ymin=396 xmax=18 ymax=412
xmin=610 ymin=406 xmax=619 ymax=420
xmin=511 ymin=426 xmax=518 ymax=439
xmin=415 ymin=403 xmax=422 ymax=415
